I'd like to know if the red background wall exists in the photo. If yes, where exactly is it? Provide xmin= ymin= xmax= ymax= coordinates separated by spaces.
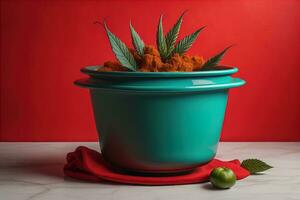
xmin=1 ymin=0 xmax=300 ymax=141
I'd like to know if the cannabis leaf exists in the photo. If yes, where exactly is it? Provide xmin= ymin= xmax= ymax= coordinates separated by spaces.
xmin=165 ymin=11 xmax=186 ymax=55
xmin=104 ymin=21 xmax=137 ymax=71
xmin=156 ymin=15 xmax=169 ymax=60
xmin=173 ymin=26 xmax=206 ymax=55
xmin=201 ymin=45 xmax=234 ymax=70
xmin=130 ymin=22 xmax=145 ymax=56
xmin=241 ymin=159 xmax=273 ymax=174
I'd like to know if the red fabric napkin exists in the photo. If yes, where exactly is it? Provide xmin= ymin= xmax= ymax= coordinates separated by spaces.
xmin=64 ymin=146 xmax=250 ymax=185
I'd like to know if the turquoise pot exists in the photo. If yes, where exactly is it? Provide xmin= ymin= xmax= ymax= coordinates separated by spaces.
xmin=75 ymin=66 xmax=245 ymax=173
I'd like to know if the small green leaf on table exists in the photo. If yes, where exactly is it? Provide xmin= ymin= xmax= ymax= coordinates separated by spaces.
xmin=241 ymin=159 xmax=273 ymax=174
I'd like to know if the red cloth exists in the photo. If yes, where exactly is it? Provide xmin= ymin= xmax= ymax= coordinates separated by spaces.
xmin=64 ymin=146 xmax=250 ymax=185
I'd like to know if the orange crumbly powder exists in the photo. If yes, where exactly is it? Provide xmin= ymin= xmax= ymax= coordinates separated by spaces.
xmin=100 ymin=45 xmax=205 ymax=72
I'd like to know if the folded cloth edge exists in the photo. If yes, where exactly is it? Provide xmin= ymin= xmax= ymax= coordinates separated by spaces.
xmin=64 ymin=146 xmax=250 ymax=186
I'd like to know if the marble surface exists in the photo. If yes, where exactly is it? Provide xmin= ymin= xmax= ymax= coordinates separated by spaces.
xmin=0 ymin=142 xmax=299 ymax=200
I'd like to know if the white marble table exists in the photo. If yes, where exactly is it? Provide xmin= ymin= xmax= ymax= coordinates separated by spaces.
xmin=0 ymin=142 xmax=299 ymax=200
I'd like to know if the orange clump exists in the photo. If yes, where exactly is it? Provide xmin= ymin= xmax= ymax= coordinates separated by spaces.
xmin=139 ymin=46 xmax=163 ymax=72
xmin=166 ymin=54 xmax=194 ymax=72
xmin=129 ymin=48 xmax=143 ymax=65
xmin=144 ymin=45 xmax=161 ymax=57
xmin=100 ymin=61 xmax=128 ymax=72
xmin=165 ymin=53 xmax=205 ymax=72
xmin=98 ymin=45 xmax=205 ymax=72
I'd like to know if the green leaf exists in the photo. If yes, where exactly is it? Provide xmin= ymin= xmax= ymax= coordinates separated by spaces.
xmin=104 ymin=21 xmax=137 ymax=71
xmin=241 ymin=159 xmax=273 ymax=174
xmin=165 ymin=11 xmax=186 ymax=54
xmin=156 ymin=15 xmax=168 ymax=60
xmin=129 ymin=22 xmax=145 ymax=56
xmin=173 ymin=26 xmax=206 ymax=55
xmin=202 ymin=45 xmax=234 ymax=70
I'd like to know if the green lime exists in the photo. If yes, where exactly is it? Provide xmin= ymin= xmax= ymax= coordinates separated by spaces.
xmin=209 ymin=167 xmax=237 ymax=189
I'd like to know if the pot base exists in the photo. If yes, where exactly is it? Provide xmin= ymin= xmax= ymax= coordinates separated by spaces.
xmin=109 ymin=163 xmax=196 ymax=177
xmin=102 ymin=155 xmax=210 ymax=176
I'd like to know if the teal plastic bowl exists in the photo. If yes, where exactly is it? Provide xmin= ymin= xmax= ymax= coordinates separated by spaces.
xmin=75 ymin=66 xmax=245 ymax=174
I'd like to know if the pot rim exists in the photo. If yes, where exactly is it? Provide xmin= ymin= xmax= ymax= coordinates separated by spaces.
xmin=74 ymin=78 xmax=245 ymax=92
xmin=81 ymin=65 xmax=238 ymax=78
